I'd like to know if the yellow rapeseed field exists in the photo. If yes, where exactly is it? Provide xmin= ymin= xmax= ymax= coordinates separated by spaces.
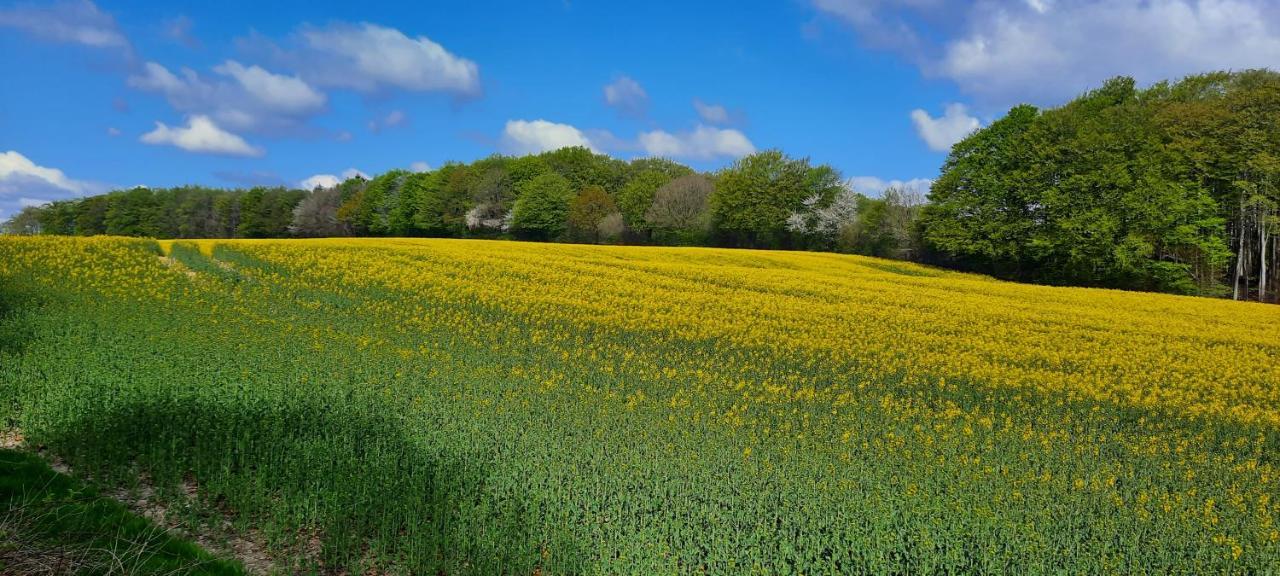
xmin=2 ymin=235 xmax=1277 ymax=574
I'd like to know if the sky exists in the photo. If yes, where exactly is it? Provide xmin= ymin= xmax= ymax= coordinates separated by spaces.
xmin=3 ymin=0 xmax=1280 ymax=219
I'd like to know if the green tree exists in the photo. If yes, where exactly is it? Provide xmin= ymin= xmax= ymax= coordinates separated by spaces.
xmin=104 ymin=187 xmax=160 ymax=237
xmin=566 ymin=185 xmax=618 ymax=243
xmin=411 ymin=164 xmax=473 ymax=237
xmin=711 ymin=150 xmax=842 ymax=248
xmin=2 ymin=205 xmax=43 ymax=235
xmin=921 ymin=78 xmax=1231 ymax=294
xmin=616 ymin=170 xmax=671 ymax=235
xmin=510 ymin=173 xmax=574 ymax=240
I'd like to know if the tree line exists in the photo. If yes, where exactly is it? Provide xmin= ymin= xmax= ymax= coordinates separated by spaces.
xmin=4 ymin=146 xmax=923 ymax=259
xmin=5 ymin=69 xmax=1277 ymax=302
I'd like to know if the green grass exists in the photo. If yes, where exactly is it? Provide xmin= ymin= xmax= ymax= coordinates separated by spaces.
xmin=0 ymin=448 xmax=244 ymax=575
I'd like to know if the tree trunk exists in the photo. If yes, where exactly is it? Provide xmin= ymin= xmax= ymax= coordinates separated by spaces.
xmin=1234 ymin=198 xmax=1247 ymax=300
xmin=1261 ymin=205 xmax=1270 ymax=302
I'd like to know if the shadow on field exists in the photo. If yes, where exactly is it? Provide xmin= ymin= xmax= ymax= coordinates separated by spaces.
xmin=38 ymin=397 xmax=580 ymax=574
xmin=0 ymin=284 xmax=39 ymax=356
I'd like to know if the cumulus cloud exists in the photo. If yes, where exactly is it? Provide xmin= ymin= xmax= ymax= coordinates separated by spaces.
xmin=249 ymin=22 xmax=480 ymax=96
xmin=0 ymin=150 xmax=89 ymax=195
xmin=140 ymin=115 xmax=263 ymax=156
xmin=637 ymin=125 xmax=755 ymax=160
xmin=847 ymin=175 xmax=933 ymax=197
xmin=213 ymin=60 xmax=326 ymax=113
xmin=298 ymin=167 xmax=367 ymax=190
xmin=298 ymin=174 xmax=340 ymax=190
xmin=910 ymin=103 xmax=980 ymax=152
xmin=0 ymin=0 xmax=128 ymax=49
xmin=0 ymin=151 xmax=97 ymax=218
xmin=815 ymin=0 xmax=1280 ymax=106
xmin=938 ymin=0 xmax=1280 ymax=103
xmin=410 ymin=161 xmax=431 ymax=173
xmin=106 ymin=127 xmax=121 ymax=137
xmin=128 ymin=60 xmax=325 ymax=133
xmin=500 ymin=119 xmax=597 ymax=155
xmin=603 ymin=76 xmax=648 ymax=116
xmin=692 ymin=99 xmax=731 ymax=125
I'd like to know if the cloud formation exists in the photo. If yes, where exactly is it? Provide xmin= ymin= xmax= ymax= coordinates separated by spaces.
xmin=257 ymin=22 xmax=481 ymax=96
xmin=213 ymin=60 xmax=326 ymax=113
xmin=910 ymin=103 xmax=980 ymax=152
xmin=0 ymin=150 xmax=96 ymax=218
xmin=140 ymin=115 xmax=263 ymax=157
xmin=500 ymin=119 xmax=597 ymax=155
xmin=128 ymin=60 xmax=326 ymax=136
xmin=637 ymin=125 xmax=755 ymax=160
xmin=125 ymin=20 xmax=478 ymax=150
xmin=0 ymin=150 xmax=89 ymax=195
xmin=298 ymin=168 xmax=368 ymax=190
xmin=814 ymin=0 xmax=1280 ymax=106
xmin=0 ymin=0 xmax=128 ymax=49
xmin=603 ymin=76 xmax=648 ymax=116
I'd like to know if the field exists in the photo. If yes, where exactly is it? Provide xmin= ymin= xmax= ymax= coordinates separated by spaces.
xmin=1 ymin=236 xmax=1278 ymax=574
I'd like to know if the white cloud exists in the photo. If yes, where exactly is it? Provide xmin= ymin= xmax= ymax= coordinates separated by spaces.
xmin=847 ymin=175 xmax=933 ymax=197
xmin=298 ymin=174 xmax=340 ymax=190
xmin=816 ymin=0 xmax=1280 ymax=106
xmin=129 ymin=61 xmax=191 ymax=94
xmin=410 ymin=161 xmax=431 ymax=172
xmin=0 ymin=150 xmax=89 ymax=195
xmin=275 ymin=23 xmax=480 ymax=95
xmin=213 ymin=60 xmax=326 ymax=113
xmin=500 ymin=119 xmax=597 ymax=154
xmin=140 ymin=115 xmax=263 ymax=157
xmin=810 ymin=0 xmax=942 ymax=52
xmin=693 ymin=99 xmax=731 ymax=125
xmin=937 ymin=1 xmax=1280 ymax=103
xmin=910 ymin=103 xmax=980 ymax=152
xmin=0 ymin=151 xmax=97 ymax=217
xmin=603 ymin=76 xmax=648 ymax=116
xmin=128 ymin=60 xmax=325 ymax=133
xmin=298 ymin=168 xmax=367 ymax=190
xmin=637 ymin=125 xmax=755 ymax=160
xmin=0 ymin=0 xmax=128 ymax=49
xmin=106 ymin=127 xmax=121 ymax=137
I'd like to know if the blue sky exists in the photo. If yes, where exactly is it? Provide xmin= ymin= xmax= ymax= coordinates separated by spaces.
xmin=3 ymin=0 xmax=1280 ymax=218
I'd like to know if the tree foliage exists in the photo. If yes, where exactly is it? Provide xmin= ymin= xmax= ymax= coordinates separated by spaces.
xmin=566 ymin=185 xmax=618 ymax=243
xmin=711 ymin=150 xmax=843 ymax=247
xmin=646 ymin=174 xmax=714 ymax=244
xmin=919 ymin=73 xmax=1259 ymax=296
xmin=511 ymin=173 xmax=574 ymax=240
